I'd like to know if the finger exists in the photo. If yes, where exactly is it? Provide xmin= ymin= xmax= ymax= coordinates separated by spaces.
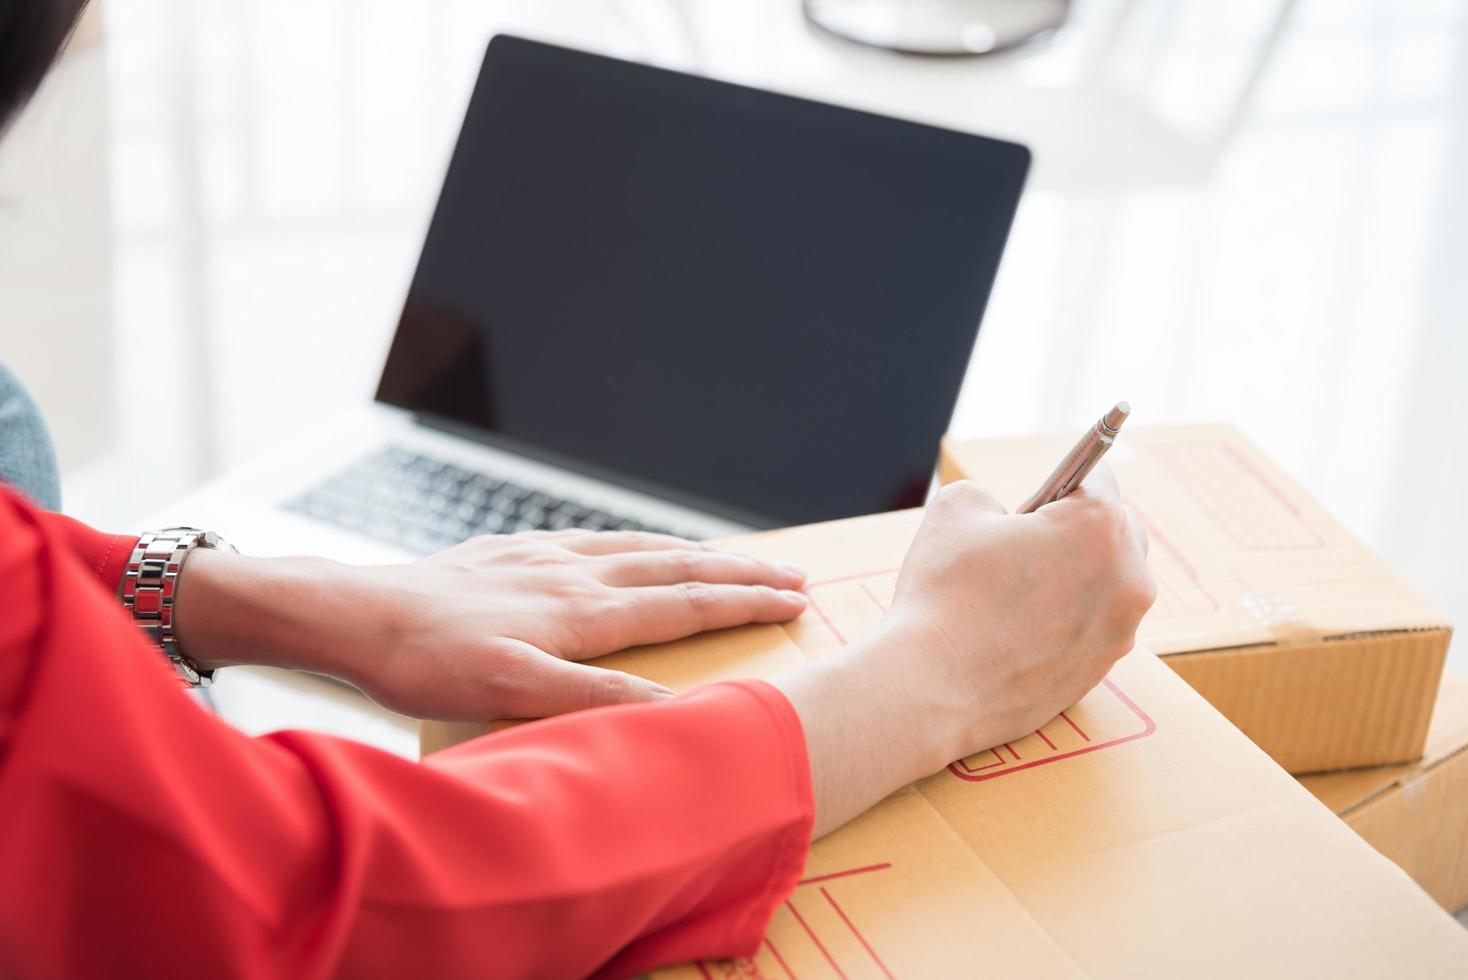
xmin=558 ymin=530 xmax=708 ymax=556
xmin=931 ymin=479 xmax=1007 ymax=516
xmin=598 ymin=549 xmax=806 ymax=589
xmin=609 ymin=583 xmax=809 ymax=648
xmin=498 ymin=651 xmax=678 ymax=718
xmin=1039 ymin=463 xmax=1120 ymax=520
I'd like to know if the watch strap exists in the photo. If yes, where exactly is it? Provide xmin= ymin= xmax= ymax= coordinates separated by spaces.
xmin=118 ymin=528 xmax=235 ymax=687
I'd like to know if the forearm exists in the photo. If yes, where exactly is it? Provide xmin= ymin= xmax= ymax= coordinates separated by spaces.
xmin=768 ymin=619 xmax=969 ymax=840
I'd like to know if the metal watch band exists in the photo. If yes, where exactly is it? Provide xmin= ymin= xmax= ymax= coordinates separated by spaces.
xmin=118 ymin=528 xmax=236 ymax=687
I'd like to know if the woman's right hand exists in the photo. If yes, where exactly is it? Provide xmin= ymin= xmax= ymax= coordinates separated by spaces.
xmin=884 ymin=467 xmax=1155 ymax=761
xmin=769 ymin=466 xmax=1155 ymax=839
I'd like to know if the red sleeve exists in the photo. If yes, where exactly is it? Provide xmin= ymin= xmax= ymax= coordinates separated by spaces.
xmin=34 ymin=509 xmax=137 ymax=593
xmin=0 ymin=488 xmax=813 ymax=979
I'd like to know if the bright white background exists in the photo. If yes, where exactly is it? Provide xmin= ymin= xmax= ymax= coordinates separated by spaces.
xmin=2 ymin=0 xmax=1465 ymax=685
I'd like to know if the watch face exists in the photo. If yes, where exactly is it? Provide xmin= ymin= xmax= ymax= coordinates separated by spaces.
xmin=198 ymin=530 xmax=238 ymax=554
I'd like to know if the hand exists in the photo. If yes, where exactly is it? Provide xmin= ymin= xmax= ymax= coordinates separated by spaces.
xmin=770 ymin=466 xmax=1155 ymax=837
xmin=880 ymin=466 xmax=1155 ymax=755
xmin=174 ymin=530 xmax=809 ymax=721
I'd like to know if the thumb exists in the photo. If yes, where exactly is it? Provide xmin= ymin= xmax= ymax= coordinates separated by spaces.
xmin=507 ymin=650 xmax=677 ymax=718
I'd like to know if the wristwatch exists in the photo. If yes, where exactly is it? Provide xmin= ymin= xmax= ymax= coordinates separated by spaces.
xmin=118 ymin=527 xmax=236 ymax=687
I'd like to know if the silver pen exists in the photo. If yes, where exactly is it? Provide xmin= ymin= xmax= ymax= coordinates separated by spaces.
xmin=1017 ymin=402 xmax=1130 ymax=514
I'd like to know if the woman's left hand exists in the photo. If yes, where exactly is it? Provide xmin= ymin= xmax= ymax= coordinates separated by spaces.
xmin=174 ymin=529 xmax=808 ymax=721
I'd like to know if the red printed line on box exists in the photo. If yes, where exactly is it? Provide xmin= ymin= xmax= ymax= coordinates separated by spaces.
xmin=698 ymin=864 xmax=895 ymax=980
xmin=1146 ymin=441 xmax=1323 ymax=550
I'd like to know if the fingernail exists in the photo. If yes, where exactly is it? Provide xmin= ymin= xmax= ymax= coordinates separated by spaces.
xmin=652 ymin=691 xmax=676 ymax=701
xmin=779 ymin=563 xmax=806 ymax=580
xmin=780 ymin=589 xmax=809 ymax=605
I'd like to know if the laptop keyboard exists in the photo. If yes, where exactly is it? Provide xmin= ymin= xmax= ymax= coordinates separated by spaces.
xmin=286 ymin=446 xmax=675 ymax=555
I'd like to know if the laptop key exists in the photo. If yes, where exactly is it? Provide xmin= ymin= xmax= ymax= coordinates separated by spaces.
xmin=468 ymin=474 xmax=501 ymax=494
xmin=488 ymin=489 xmax=523 ymax=512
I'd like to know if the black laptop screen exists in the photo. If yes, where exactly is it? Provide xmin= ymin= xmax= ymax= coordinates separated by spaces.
xmin=377 ymin=35 xmax=1029 ymax=528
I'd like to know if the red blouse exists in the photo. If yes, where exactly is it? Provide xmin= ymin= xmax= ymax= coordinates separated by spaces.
xmin=0 ymin=487 xmax=813 ymax=978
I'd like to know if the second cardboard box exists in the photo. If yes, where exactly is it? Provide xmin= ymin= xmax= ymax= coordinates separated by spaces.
xmin=939 ymin=423 xmax=1451 ymax=774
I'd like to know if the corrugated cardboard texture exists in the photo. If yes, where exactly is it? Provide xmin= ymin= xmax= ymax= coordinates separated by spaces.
xmin=421 ymin=510 xmax=1468 ymax=976
xmin=1300 ymin=674 xmax=1468 ymax=913
xmin=938 ymin=423 xmax=1451 ymax=773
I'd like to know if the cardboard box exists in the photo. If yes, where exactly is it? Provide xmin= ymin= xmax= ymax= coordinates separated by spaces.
xmin=938 ymin=423 xmax=1451 ymax=774
xmin=1300 ymin=673 xmax=1468 ymax=914
xmin=421 ymin=510 xmax=1468 ymax=976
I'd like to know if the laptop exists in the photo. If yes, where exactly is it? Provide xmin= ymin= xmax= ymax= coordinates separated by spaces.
xmin=171 ymin=34 xmax=1029 ymax=565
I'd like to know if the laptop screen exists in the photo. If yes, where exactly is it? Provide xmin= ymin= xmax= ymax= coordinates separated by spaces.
xmin=377 ymin=35 xmax=1029 ymax=528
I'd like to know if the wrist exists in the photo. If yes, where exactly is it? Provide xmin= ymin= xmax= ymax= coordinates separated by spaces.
xmin=171 ymin=550 xmax=371 ymax=678
xmin=844 ymin=616 xmax=975 ymax=778
xmin=768 ymin=617 xmax=971 ymax=838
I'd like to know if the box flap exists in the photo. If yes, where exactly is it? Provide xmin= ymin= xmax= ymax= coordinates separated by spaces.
xmin=940 ymin=424 xmax=1449 ymax=655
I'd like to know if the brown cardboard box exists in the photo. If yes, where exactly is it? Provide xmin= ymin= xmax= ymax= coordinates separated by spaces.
xmin=1301 ymin=673 xmax=1468 ymax=913
xmin=421 ymin=511 xmax=1468 ymax=976
xmin=938 ymin=423 xmax=1451 ymax=774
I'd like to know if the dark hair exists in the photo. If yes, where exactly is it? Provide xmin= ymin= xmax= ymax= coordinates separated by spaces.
xmin=0 ymin=0 xmax=92 ymax=133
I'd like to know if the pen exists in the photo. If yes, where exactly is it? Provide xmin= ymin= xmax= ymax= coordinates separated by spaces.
xmin=1017 ymin=402 xmax=1130 ymax=514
